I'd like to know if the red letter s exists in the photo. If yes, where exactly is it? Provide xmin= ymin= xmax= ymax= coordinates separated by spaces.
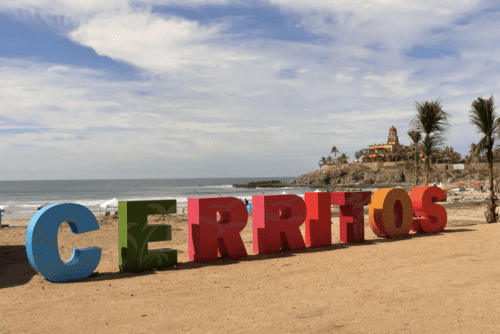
xmin=409 ymin=186 xmax=447 ymax=233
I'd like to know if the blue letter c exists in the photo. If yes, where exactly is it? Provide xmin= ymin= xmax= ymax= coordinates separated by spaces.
xmin=25 ymin=203 xmax=101 ymax=283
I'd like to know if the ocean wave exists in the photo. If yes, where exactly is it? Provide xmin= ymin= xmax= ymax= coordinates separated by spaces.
xmin=73 ymin=200 xmax=109 ymax=206
xmin=184 ymin=185 xmax=234 ymax=189
xmin=1 ymin=193 xmax=316 ymax=218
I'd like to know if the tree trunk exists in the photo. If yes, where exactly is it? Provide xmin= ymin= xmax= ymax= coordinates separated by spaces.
xmin=414 ymin=146 xmax=418 ymax=187
xmin=487 ymin=161 xmax=497 ymax=223
xmin=425 ymin=154 xmax=429 ymax=186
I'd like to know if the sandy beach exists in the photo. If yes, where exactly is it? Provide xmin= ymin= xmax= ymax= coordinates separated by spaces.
xmin=5 ymin=0 xmax=500 ymax=331
xmin=1 ymin=195 xmax=500 ymax=333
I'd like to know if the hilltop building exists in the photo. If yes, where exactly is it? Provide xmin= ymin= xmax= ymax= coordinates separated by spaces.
xmin=318 ymin=125 xmax=459 ymax=170
xmin=360 ymin=126 xmax=405 ymax=162
xmin=360 ymin=127 xmax=456 ymax=163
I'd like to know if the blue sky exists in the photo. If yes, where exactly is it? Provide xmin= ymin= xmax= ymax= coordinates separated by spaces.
xmin=0 ymin=0 xmax=499 ymax=180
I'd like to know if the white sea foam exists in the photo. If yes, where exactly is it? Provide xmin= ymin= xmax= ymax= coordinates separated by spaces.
xmin=74 ymin=200 xmax=109 ymax=206
xmin=2 ymin=192 xmax=312 ymax=210
xmin=1 ymin=191 xmax=313 ymax=217
xmin=183 ymin=185 xmax=233 ymax=189
xmin=254 ymin=186 xmax=307 ymax=190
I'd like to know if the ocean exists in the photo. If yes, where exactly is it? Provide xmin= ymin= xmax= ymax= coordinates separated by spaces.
xmin=0 ymin=177 xmax=322 ymax=219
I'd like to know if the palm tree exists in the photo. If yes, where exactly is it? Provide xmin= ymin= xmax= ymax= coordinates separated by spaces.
xmin=433 ymin=149 xmax=444 ymax=164
xmin=469 ymin=95 xmax=500 ymax=224
xmin=337 ymin=152 xmax=349 ymax=164
xmin=331 ymin=146 xmax=339 ymax=158
xmin=392 ymin=145 xmax=404 ymax=162
xmin=354 ymin=151 xmax=361 ymax=162
xmin=467 ymin=143 xmax=478 ymax=164
xmin=450 ymin=151 xmax=461 ymax=164
xmin=402 ymin=145 xmax=412 ymax=161
xmin=442 ymin=148 xmax=452 ymax=164
xmin=399 ymin=146 xmax=408 ymax=162
xmin=388 ymin=150 xmax=396 ymax=162
xmin=494 ymin=149 xmax=500 ymax=163
xmin=436 ymin=150 xmax=445 ymax=164
xmin=410 ymin=99 xmax=451 ymax=186
xmin=319 ymin=156 xmax=327 ymax=169
xmin=408 ymin=131 xmax=423 ymax=187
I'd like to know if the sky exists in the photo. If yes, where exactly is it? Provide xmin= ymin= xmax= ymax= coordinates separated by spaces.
xmin=0 ymin=0 xmax=498 ymax=180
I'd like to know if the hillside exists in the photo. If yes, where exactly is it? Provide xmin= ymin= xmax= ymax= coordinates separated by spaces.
xmin=286 ymin=161 xmax=499 ymax=188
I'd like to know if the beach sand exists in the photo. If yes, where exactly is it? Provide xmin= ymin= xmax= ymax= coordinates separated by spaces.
xmin=1 ymin=201 xmax=500 ymax=333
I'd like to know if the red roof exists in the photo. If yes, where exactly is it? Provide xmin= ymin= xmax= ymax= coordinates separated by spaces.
xmin=389 ymin=126 xmax=396 ymax=131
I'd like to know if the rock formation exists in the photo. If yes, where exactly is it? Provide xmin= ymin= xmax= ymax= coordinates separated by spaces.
xmin=286 ymin=162 xmax=498 ymax=188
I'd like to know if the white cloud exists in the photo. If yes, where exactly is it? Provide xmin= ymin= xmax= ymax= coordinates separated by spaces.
xmin=0 ymin=0 xmax=498 ymax=178
xmin=361 ymin=71 xmax=429 ymax=98
xmin=69 ymin=11 xmax=238 ymax=71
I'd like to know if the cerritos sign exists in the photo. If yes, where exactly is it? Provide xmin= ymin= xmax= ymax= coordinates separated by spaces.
xmin=24 ymin=186 xmax=447 ymax=283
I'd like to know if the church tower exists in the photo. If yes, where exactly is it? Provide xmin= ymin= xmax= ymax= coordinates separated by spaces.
xmin=387 ymin=126 xmax=399 ymax=145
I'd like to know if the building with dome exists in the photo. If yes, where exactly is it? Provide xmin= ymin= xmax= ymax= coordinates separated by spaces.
xmin=359 ymin=127 xmax=458 ymax=163
xmin=360 ymin=126 xmax=405 ymax=162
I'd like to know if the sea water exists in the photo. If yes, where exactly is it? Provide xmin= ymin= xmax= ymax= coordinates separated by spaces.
xmin=0 ymin=177 xmax=319 ymax=219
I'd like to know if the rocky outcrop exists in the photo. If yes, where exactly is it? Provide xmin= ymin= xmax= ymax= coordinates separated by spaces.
xmin=286 ymin=165 xmax=410 ymax=188
xmin=233 ymin=180 xmax=284 ymax=188
xmin=287 ymin=162 xmax=496 ymax=188
xmin=351 ymin=170 xmax=364 ymax=182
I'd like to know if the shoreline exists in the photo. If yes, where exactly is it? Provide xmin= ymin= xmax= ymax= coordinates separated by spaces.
xmin=1 ymin=200 xmax=493 ymax=228
xmin=1 ymin=183 xmax=496 ymax=222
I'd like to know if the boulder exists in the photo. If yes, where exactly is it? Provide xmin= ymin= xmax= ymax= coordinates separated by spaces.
xmin=351 ymin=170 xmax=364 ymax=182
xmin=37 ymin=203 xmax=50 ymax=211
xmin=363 ymin=179 xmax=374 ymax=185
xmin=396 ymin=171 xmax=406 ymax=183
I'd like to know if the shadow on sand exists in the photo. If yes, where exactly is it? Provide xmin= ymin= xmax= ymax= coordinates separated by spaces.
xmin=73 ymin=225 xmax=476 ymax=283
xmin=0 ymin=245 xmax=38 ymax=289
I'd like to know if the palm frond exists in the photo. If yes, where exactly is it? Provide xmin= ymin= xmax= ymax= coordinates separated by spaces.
xmin=469 ymin=95 xmax=500 ymax=165
xmin=470 ymin=96 xmax=498 ymax=136
xmin=410 ymin=100 xmax=450 ymax=153
xmin=407 ymin=130 xmax=422 ymax=144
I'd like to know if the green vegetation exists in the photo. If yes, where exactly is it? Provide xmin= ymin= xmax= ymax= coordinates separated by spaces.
xmin=469 ymin=95 xmax=500 ymax=223
xmin=409 ymin=98 xmax=451 ymax=186
xmin=408 ymin=130 xmax=422 ymax=187
xmin=331 ymin=146 xmax=339 ymax=158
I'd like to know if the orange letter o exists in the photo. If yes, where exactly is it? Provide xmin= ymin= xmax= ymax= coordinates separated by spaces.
xmin=369 ymin=188 xmax=413 ymax=238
